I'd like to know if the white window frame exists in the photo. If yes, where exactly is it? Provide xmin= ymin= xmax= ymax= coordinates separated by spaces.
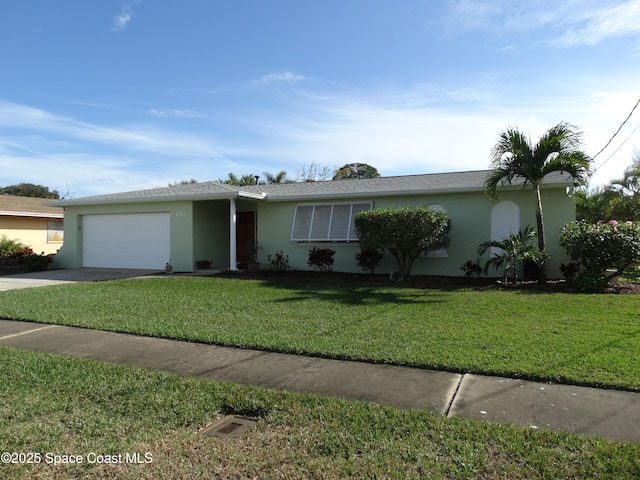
xmin=291 ymin=202 xmax=372 ymax=242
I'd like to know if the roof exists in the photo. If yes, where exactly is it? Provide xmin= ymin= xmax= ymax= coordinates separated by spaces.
xmin=0 ymin=195 xmax=64 ymax=218
xmin=49 ymin=169 xmax=575 ymax=207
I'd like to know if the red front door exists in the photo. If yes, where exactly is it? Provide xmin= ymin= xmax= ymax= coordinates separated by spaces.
xmin=236 ymin=211 xmax=256 ymax=263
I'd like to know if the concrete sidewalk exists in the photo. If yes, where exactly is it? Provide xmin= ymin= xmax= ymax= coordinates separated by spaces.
xmin=1 ymin=319 xmax=638 ymax=444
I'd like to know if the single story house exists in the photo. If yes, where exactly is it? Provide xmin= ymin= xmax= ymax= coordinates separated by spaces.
xmin=0 ymin=195 xmax=64 ymax=255
xmin=49 ymin=170 xmax=576 ymax=277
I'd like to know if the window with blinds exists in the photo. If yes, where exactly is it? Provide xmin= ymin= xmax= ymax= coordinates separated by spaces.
xmin=291 ymin=202 xmax=372 ymax=242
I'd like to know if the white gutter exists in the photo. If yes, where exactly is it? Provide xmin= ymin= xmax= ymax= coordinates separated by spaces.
xmin=0 ymin=211 xmax=64 ymax=218
xmin=238 ymin=191 xmax=267 ymax=200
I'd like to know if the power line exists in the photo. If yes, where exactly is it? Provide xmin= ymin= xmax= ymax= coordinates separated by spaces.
xmin=592 ymin=122 xmax=640 ymax=174
xmin=592 ymin=96 xmax=640 ymax=163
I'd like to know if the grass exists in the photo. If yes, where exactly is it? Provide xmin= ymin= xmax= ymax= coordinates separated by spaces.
xmin=0 ymin=275 xmax=638 ymax=391
xmin=1 ymin=347 xmax=639 ymax=479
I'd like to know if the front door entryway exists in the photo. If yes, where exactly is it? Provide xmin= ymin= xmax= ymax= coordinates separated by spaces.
xmin=236 ymin=211 xmax=256 ymax=263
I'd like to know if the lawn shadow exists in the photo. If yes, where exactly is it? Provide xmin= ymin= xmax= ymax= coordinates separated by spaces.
xmin=214 ymin=271 xmax=485 ymax=305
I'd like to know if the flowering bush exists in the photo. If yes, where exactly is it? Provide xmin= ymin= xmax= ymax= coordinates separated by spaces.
xmin=0 ymin=236 xmax=33 ymax=258
xmin=354 ymin=206 xmax=451 ymax=280
xmin=559 ymin=220 xmax=640 ymax=291
xmin=0 ymin=236 xmax=35 ymax=267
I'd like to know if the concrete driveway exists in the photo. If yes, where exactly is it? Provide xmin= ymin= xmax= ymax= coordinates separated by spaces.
xmin=0 ymin=268 xmax=161 ymax=291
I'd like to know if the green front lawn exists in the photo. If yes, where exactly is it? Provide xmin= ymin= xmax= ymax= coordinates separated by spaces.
xmin=0 ymin=275 xmax=638 ymax=390
xmin=1 ymin=347 xmax=638 ymax=479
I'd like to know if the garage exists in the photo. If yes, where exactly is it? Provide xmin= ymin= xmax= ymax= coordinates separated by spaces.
xmin=82 ymin=213 xmax=170 ymax=269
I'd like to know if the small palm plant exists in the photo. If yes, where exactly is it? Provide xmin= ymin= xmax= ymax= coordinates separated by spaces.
xmin=477 ymin=226 xmax=541 ymax=284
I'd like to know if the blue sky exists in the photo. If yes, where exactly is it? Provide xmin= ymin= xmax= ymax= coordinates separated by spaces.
xmin=1 ymin=1 xmax=639 ymax=197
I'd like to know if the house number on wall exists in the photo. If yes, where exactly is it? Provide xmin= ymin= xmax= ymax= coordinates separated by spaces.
xmin=175 ymin=212 xmax=187 ymax=217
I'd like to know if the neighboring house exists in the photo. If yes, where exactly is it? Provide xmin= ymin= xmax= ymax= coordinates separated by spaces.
xmin=0 ymin=195 xmax=64 ymax=255
xmin=49 ymin=170 xmax=576 ymax=277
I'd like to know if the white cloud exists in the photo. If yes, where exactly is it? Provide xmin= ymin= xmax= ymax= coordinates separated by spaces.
xmin=555 ymin=0 xmax=640 ymax=46
xmin=111 ymin=1 xmax=141 ymax=32
xmin=2 ymin=79 xmax=638 ymax=197
xmin=0 ymin=101 xmax=218 ymax=158
xmin=234 ymin=84 xmax=640 ymax=191
xmin=257 ymin=72 xmax=307 ymax=85
xmin=146 ymin=108 xmax=203 ymax=119
xmin=444 ymin=0 xmax=640 ymax=47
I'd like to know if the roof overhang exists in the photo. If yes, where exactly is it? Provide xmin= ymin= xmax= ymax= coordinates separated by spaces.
xmin=47 ymin=190 xmax=266 ymax=207
xmin=261 ymin=182 xmax=570 ymax=202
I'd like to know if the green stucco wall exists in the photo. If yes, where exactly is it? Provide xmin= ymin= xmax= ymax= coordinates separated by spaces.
xmin=255 ymin=186 xmax=574 ymax=278
xmin=193 ymin=200 xmax=230 ymax=269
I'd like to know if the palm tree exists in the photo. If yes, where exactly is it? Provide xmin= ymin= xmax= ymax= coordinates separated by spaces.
xmin=263 ymin=170 xmax=290 ymax=184
xmin=219 ymin=173 xmax=260 ymax=186
xmin=485 ymin=122 xmax=591 ymax=259
xmin=477 ymin=225 xmax=540 ymax=284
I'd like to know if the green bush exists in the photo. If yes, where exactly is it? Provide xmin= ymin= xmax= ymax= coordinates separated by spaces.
xmin=559 ymin=220 xmax=640 ymax=291
xmin=0 ymin=236 xmax=33 ymax=258
xmin=22 ymin=254 xmax=52 ymax=272
xmin=267 ymin=250 xmax=291 ymax=271
xmin=0 ymin=236 xmax=36 ymax=268
xmin=354 ymin=206 xmax=450 ymax=280
xmin=355 ymin=249 xmax=383 ymax=274
xmin=574 ymin=268 xmax=609 ymax=293
xmin=307 ymin=247 xmax=335 ymax=272
xmin=460 ymin=259 xmax=482 ymax=278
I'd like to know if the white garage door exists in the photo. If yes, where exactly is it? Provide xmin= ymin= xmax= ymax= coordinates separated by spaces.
xmin=83 ymin=213 xmax=170 ymax=269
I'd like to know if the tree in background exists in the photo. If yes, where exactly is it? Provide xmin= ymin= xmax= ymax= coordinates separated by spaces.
xmin=574 ymin=187 xmax=618 ymax=223
xmin=263 ymin=171 xmax=291 ymax=184
xmin=168 ymin=179 xmax=197 ymax=186
xmin=485 ymin=122 xmax=591 ymax=277
xmin=354 ymin=206 xmax=451 ymax=281
xmin=333 ymin=163 xmax=380 ymax=180
xmin=608 ymin=150 xmax=640 ymax=221
xmin=219 ymin=173 xmax=260 ymax=186
xmin=1 ymin=183 xmax=60 ymax=199
xmin=574 ymin=150 xmax=640 ymax=223
xmin=296 ymin=163 xmax=332 ymax=182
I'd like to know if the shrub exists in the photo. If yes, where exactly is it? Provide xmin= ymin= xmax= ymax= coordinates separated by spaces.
xmin=559 ymin=220 xmax=640 ymax=291
xmin=460 ymin=259 xmax=482 ymax=278
xmin=355 ymin=249 xmax=383 ymax=274
xmin=22 ymin=253 xmax=52 ymax=272
xmin=573 ymin=268 xmax=609 ymax=293
xmin=0 ymin=236 xmax=32 ymax=258
xmin=559 ymin=262 xmax=579 ymax=281
xmin=354 ymin=206 xmax=451 ymax=280
xmin=267 ymin=250 xmax=290 ymax=271
xmin=195 ymin=259 xmax=212 ymax=269
xmin=307 ymin=247 xmax=335 ymax=272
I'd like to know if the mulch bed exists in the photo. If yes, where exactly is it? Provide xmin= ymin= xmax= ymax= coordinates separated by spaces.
xmin=220 ymin=270 xmax=640 ymax=295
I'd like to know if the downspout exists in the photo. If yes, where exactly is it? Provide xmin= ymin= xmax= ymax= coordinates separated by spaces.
xmin=229 ymin=198 xmax=238 ymax=271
